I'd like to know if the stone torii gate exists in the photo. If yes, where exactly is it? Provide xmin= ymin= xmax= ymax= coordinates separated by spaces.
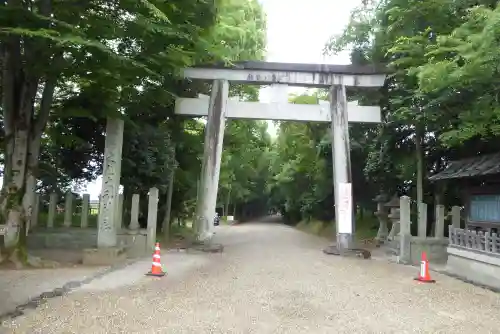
xmin=176 ymin=61 xmax=386 ymax=254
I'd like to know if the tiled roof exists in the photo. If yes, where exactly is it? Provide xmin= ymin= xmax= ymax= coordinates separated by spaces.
xmin=428 ymin=152 xmax=500 ymax=181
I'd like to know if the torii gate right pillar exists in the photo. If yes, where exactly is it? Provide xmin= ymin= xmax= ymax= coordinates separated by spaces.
xmin=330 ymin=82 xmax=354 ymax=252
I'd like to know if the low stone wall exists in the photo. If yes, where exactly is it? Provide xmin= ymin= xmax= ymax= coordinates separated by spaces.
xmin=446 ymin=246 xmax=500 ymax=291
xmin=119 ymin=232 xmax=149 ymax=258
xmin=27 ymin=228 xmax=97 ymax=249
xmin=410 ymin=237 xmax=448 ymax=264
xmin=27 ymin=228 xmax=150 ymax=258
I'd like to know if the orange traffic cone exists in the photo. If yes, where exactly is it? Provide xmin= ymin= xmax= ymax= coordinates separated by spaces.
xmin=146 ymin=242 xmax=166 ymax=277
xmin=414 ymin=252 xmax=435 ymax=283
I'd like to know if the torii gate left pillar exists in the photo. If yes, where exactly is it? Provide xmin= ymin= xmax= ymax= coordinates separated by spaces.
xmin=194 ymin=80 xmax=229 ymax=241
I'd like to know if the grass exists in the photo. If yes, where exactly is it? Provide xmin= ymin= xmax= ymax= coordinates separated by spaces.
xmin=296 ymin=215 xmax=379 ymax=241
xmin=158 ymin=219 xmax=196 ymax=243
xmin=220 ymin=216 xmax=233 ymax=225
xmin=36 ymin=212 xmax=98 ymax=228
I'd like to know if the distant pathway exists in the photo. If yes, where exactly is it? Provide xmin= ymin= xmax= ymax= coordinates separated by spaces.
xmin=4 ymin=218 xmax=500 ymax=333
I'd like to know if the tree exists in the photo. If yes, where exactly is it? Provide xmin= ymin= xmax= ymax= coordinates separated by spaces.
xmin=319 ymin=0 xmax=500 ymax=237
xmin=11 ymin=0 xmax=270 ymax=240
xmin=418 ymin=4 xmax=500 ymax=145
xmin=0 ymin=0 xmax=221 ymax=264
xmin=219 ymin=120 xmax=272 ymax=219
xmin=268 ymin=92 xmax=332 ymax=223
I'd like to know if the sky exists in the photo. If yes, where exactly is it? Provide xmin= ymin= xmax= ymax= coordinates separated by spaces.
xmin=83 ymin=0 xmax=361 ymax=199
xmin=258 ymin=0 xmax=356 ymax=136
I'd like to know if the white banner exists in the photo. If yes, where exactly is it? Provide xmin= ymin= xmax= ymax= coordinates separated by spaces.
xmin=337 ymin=182 xmax=353 ymax=234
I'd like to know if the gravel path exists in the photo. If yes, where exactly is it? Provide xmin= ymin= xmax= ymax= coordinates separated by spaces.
xmin=3 ymin=220 xmax=500 ymax=334
xmin=0 ymin=266 xmax=108 ymax=317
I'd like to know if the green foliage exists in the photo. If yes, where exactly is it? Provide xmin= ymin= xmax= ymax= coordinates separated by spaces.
xmin=268 ymin=92 xmax=332 ymax=223
xmin=218 ymin=120 xmax=272 ymax=218
xmin=321 ymin=0 xmax=500 ymax=215
xmin=37 ymin=212 xmax=98 ymax=228
xmin=418 ymin=4 xmax=500 ymax=145
xmin=0 ymin=0 xmax=270 ymax=255
xmin=267 ymin=90 xmax=381 ymax=225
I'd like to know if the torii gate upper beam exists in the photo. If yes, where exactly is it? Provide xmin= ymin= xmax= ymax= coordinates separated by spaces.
xmin=182 ymin=61 xmax=385 ymax=87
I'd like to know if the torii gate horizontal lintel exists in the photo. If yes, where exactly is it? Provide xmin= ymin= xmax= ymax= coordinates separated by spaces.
xmin=175 ymin=97 xmax=381 ymax=123
xmin=182 ymin=61 xmax=387 ymax=88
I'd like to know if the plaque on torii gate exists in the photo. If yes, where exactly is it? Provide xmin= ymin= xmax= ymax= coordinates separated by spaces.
xmin=176 ymin=61 xmax=386 ymax=255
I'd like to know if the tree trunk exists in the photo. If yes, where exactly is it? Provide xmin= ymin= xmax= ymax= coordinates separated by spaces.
xmin=0 ymin=35 xmax=59 ymax=266
xmin=224 ymin=186 xmax=231 ymax=218
xmin=162 ymin=168 xmax=175 ymax=240
xmin=415 ymin=125 xmax=424 ymax=206
xmin=23 ymin=137 xmax=42 ymax=235
xmin=122 ymin=186 xmax=133 ymax=228
xmin=1 ymin=32 xmax=35 ymax=265
xmin=1 ymin=127 xmax=31 ymax=266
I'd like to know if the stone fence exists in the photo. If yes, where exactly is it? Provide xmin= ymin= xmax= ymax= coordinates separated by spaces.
xmin=374 ymin=194 xmax=462 ymax=265
xmin=25 ymin=187 xmax=161 ymax=259
xmin=28 ymin=189 xmax=158 ymax=233
xmin=447 ymin=227 xmax=500 ymax=291
xmin=449 ymin=227 xmax=500 ymax=254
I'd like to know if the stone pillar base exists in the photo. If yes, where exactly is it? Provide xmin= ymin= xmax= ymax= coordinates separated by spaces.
xmin=322 ymin=245 xmax=371 ymax=259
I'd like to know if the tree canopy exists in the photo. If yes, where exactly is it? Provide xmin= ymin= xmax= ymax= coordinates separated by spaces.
xmin=0 ymin=0 xmax=270 ymax=263
xmin=268 ymin=0 xmax=500 ymax=236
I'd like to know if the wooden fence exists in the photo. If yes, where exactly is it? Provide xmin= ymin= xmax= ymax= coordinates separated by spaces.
xmin=449 ymin=226 xmax=500 ymax=254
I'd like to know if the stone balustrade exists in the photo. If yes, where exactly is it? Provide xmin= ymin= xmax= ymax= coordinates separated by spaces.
xmin=374 ymin=192 xmax=462 ymax=265
xmin=25 ymin=187 xmax=161 ymax=259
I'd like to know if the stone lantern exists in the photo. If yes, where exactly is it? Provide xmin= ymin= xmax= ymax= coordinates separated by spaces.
xmin=373 ymin=193 xmax=389 ymax=244
xmin=384 ymin=195 xmax=401 ymax=241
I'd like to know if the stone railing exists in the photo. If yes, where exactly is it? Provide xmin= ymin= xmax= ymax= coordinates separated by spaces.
xmin=447 ymin=226 xmax=500 ymax=291
xmin=25 ymin=187 xmax=161 ymax=257
xmin=28 ymin=192 xmax=99 ymax=229
xmin=29 ymin=187 xmax=160 ymax=233
xmin=372 ymin=194 xmax=460 ymax=265
xmin=372 ymin=194 xmax=462 ymax=244
xmin=449 ymin=227 xmax=500 ymax=255
xmin=418 ymin=203 xmax=462 ymax=238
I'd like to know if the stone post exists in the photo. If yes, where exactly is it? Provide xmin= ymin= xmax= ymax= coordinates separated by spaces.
xmin=194 ymin=79 xmax=229 ymax=241
xmin=30 ymin=194 xmax=40 ymax=230
xmin=398 ymin=196 xmax=412 ymax=264
xmin=47 ymin=192 xmax=57 ymax=228
xmin=146 ymin=187 xmax=159 ymax=250
xmin=97 ymin=118 xmax=124 ymax=248
xmin=417 ymin=202 xmax=428 ymax=238
xmin=115 ymin=194 xmax=124 ymax=232
xmin=63 ymin=191 xmax=73 ymax=227
xmin=399 ymin=196 xmax=411 ymax=235
xmin=451 ymin=206 xmax=461 ymax=229
xmin=435 ymin=204 xmax=445 ymax=239
xmin=81 ymin=194 xmax=90 ymax=228
xmin=129 ymin=194 xmax=140 ymax=232
xmin=330 ymin=81 xmax=354 ymax=252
